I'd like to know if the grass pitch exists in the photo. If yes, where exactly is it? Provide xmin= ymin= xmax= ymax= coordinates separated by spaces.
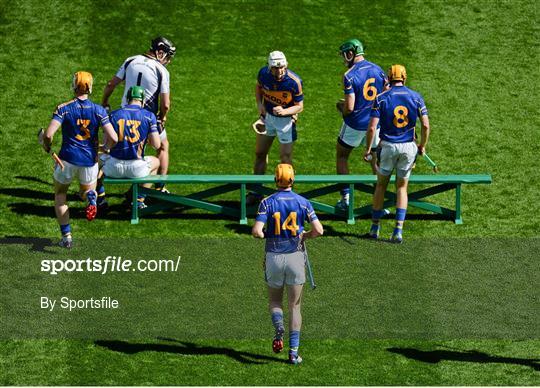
xmin=0 ymin=0 xmax=539 ymax=385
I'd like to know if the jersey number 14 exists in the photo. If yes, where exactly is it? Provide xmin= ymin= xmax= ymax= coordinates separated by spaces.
xmin=272 ymin=211 xmax=299 ymax=236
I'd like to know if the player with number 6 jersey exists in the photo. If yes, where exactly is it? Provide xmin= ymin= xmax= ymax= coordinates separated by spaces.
xmin=335 ymin=38 xmax=388 ymax=210
xmin=252 ymin=164 xmax=323 ymax=365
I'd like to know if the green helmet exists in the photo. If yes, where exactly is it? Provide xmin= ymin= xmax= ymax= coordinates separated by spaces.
xmin=127 ymin=86 xmax=145 ymax=101
xmin=339 ymin=38 xmax=364 ymax=56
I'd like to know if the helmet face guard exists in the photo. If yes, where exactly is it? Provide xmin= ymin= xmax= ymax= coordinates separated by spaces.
xmin=339 ymin=38 xmax=364 ymax=67
xmin=72 ymin=71 xmax=93 ymax=94
xmin=341 ymin=50 xmax=355 ymax=64
xmin=151 ymin=36 xmax=176 ymax=62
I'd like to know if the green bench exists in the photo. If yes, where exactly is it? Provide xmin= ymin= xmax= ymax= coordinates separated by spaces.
xmin=103 ymin=174 xmax=492 ymax=225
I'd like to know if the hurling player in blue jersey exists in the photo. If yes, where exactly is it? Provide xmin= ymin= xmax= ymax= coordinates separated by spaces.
xmin=41 ymin=71 xmax=117 ymax=248
xmin=335 ymin=39 xmax=388 ymax=211
xmin=102 ymin=37 xmax=175 ymax=193
xmin=248 ymin=51 xmax=304 ymax=204
xmin=364 ymin=65 xmax=430 ymax=243
xmin=100 ymin=86 xmax=161 ymax=209
xmin=252 ymin=164 xmax=323 ymax=365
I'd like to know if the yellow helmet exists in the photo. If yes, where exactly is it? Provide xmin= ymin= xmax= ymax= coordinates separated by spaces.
xmin=72 ymin=71 xmax=93 ymax=94
xmin=388 ymin=64 xmax=407 ymax=82
xmin=274 ymin=163 xmax=295 ymax=188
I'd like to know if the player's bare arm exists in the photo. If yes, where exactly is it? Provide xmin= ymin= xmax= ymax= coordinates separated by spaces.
xmin=255 ymin=83 xmax=266 ymax=116
xmin=159 ymin=92 xmax=171 ymax=124
xmin=273 ymin=100 xmax=303 ymax=117
xmin=341 ymin=93 xmax=355 ymax=116
xmin=102 ymin=122 xmax=118 ymax=145
xmin=43 ymin=119 xmax=61 ymax=152
xmin=418 ymin=115 xmax=430 ymax=154
xmin=148 ymin=132 xmax=161 ymax=150
xmin=102 ymin=76 xmax=123 ymax=109
xmin=301 ymin=219 xmax=324 ymax=240
xmin=364 ymin=117 xmax=379 ymax=160
xmin=252 ymin=220 xmax=265 ymax=238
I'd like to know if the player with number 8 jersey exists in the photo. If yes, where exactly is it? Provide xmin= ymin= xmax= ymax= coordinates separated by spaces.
xmin=364 ymin=65 xmax=430 ymax=243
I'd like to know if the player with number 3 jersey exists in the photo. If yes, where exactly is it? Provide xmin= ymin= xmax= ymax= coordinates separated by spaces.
xmin=41 ymin=71 xmax=117 ymax=248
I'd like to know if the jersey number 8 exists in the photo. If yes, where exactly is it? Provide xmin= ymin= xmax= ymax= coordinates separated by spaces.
xmin=393 ymin=105 xmax=409 ymax=128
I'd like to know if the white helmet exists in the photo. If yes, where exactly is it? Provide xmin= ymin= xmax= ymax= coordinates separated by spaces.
xmin=268 ymin=51 xmax=287 ymax=67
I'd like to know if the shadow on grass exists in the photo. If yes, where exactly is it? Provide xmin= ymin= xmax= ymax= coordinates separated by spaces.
xmin=0 ymin=236 xmax=56 ymax=253
xmin=0 ymin=188 xmax=76 ymax=202
xmin=95 ymin=338 xmax=288 ymax=365
xmin=7 ymin=202 xmax=132 ymax=221
xmin=14 ymin=175 xmax=51 ymax=186
xmin=387 ymin=347 xmax=540 ymax=371
xmin=4 ymin=189 xmax=452 ymax=225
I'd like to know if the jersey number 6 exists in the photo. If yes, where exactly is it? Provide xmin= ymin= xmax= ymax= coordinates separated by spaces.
xmin=363 ymin=78 xmax=377 ymax=101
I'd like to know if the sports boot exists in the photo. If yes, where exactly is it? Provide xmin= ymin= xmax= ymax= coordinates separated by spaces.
xmin=272 ymin=327 xmax=285 ymax=353
xmin=288 ymin=350 xmax=303 ymax=365
xmin=390 ymin=232 xmax=403 ymax=244
xmin=59 ymin=234 xmax=73 ymax=249
xmin=86 ymin=190 xmax=97 ymax=221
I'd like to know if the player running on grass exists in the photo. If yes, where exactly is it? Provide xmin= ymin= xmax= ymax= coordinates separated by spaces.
xmin=247 ymin=51 xmax=304 ymax=205
xmin=364 ymin=65 xmax=430 ymax=243
xmin=98 ymin=86 xmax=161 ymax=209
xmin=252 ymin=164 xmax=323 ymax=364
xmin=41 ymin=71 xmax=117 ymax=248
xmin=102 ymin=36 xmax=175 ymax=194
xmin=335 ymin=38 xmax=388 ymax=211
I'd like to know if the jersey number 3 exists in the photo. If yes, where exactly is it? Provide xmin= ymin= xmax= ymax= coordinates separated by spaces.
xmin=75 ymin=119 xmax=91 ymax=141
xmin=272 ymin=211 xmax=299 ymax=236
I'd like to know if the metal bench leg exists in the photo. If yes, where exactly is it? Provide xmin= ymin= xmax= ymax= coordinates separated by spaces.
xmin=455 ymin=183 xmax=463 ymax=224
xmin=131 ymin=183 xmax=139 ymax=224
xmin=347 ymin=183 xmax=355 ymax=225
xmin=240 ymin=183 xmax=247 ymax=225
